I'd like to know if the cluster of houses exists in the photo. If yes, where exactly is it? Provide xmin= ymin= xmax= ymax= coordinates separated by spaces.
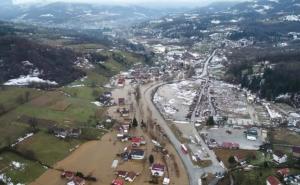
xmin=51 ymin=127 xmax=82 ymax=139
xmin=265 ymin=146 xmax=300 ymax=185
xmin=111 ymin=163 xmax=167 ymax=185
xmin=266 ymin=169 xmax=300 ymax=185
xmin=61 ymin=171 xmax=85 ymax=185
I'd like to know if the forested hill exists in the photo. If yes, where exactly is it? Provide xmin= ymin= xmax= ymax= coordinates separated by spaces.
xmin=0 ymin=36 xmax=85 ymax=86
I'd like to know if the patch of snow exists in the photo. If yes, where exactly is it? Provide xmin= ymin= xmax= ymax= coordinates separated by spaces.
xmin=283 ymin=15 xmax=300 ymax=22
xmin=133 ymin=12 xmax=147 ymax=18
xmin=211 ymin=20 xmax=221 ymax=24
xmin=74 ymin=58 xmax=94 ymax=69
xmin=4 ymin=76 xmax=57 ymax=86
xmin=21 ymin=60 xmax=34 ymax=66
xmin=40 ymin=14 xmax=54 ymax=17
xmin=10 ymin=161 xmax=25 ymax=170
xmin=288 ymin=32 xmax=300 ymax=40
xmin=230 ymin=19 xmax=239 ymax=23
xmin=278 ymin=42 xmax=288 ymax=47
xmin=69 ymin=84 xmax=85 ymax=88
xmin=11 ymin=133 xmax=34 ymax=147
xmin=91 ymin=101 xmax=103 ymax=107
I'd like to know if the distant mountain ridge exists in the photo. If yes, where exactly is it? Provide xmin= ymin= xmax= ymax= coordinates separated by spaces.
xmin=136 ymin=0 xmax=300 ymax=41
xmin=0 ymin=2 xmax=174 ymax=29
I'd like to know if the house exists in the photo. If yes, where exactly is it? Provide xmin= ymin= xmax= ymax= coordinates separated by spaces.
xmin=72 ymin=176 xmax=85 ymax=185
xmin=99 ymin=94 xmax=113 ymax=106
xmin=112 ymin=179 xmax=124 ymax=185
xmin=116 ymin=171 xmax=127 ymax=178
xmin=234 ymin=155 xmax=246 ymax=164
xmin=125 ymin=171 xmax=137 ymax=182
xmin=277 ymin=168 xmax=290 ymax=177
xmin=120 ymin=122 xmax=130 ymax=134
xmin=246 ymin=128 xmax=258 ymax=141
xmin=130 ymin=149 xmax=145 ymax=160
xmin=163 ymin=177 xmax=170 ymax=185
xmin=151 ymin=163 xmax=165 ymax=177
xmin=54 ymin=128 xmax=68 ymax=139
xmin=288 ymin=112 xmax=300 ymax=127
xmin=119 ymin=108 xmax=129 ymax=117
xmin=131 ymin=137 xmax=142 ymax=147
xmin=117 ymin=78 xmax=125 ymax=87
xmin=292 ymin=146 xmax=300 ymax=158
xmin=273 ymin=150 xmax=288 ymax=164
xmin=61 ymin=171 xmax=75 ymax=180
xmin=103 ymin=91 xmax=112 ymax=98
xmin=130 ymin=137 xmax=146 ymax=147
xmin=69 ymin=128 xmax=81 ymax=138
xmin=284 ymin=174 xmax=300 ymax=185
xmin=266 ymin=176 xmax=282 ymax=185
xmin=118 ymin=98 xmax=125 ymax=105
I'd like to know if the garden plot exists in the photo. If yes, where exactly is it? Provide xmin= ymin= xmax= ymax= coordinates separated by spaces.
xmin=154 ymin=80 xmax=198 ymax=122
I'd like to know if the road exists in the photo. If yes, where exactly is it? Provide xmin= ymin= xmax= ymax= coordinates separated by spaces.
xmin=139 ymin=50 xmax=225 ymax=185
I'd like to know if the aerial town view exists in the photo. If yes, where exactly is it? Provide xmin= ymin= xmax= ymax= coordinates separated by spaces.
xmin=0 ymin=0 xmax=300 ymax=185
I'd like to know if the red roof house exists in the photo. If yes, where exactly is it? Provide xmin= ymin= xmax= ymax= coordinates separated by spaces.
xmin=112 ymin=179 xmax=124 ymax=185
xmin=277 ymin=168 xmax=290 ymax=177
xmin=125 ymin=171 xmax=137 ymax=182
xmin=61 ymin=171 xmax=75 ymax=180
xmin=131 ymin=137 xmax=142 ymax=147
xmin=151 ymin=163 xmax=165 ymax=177
xmin=266 ymin=176 xmax=282 ymax=185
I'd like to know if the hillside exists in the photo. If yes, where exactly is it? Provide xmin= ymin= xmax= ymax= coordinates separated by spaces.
xmin=0 ymin=36 xmax=85 ymax=86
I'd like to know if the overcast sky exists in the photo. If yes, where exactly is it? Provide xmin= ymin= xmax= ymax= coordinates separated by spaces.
xmin=13 ymin=0 xmax=246 ymax=7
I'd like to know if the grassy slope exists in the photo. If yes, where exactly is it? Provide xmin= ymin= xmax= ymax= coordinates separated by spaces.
xmin=15 ymin=132 xmax=82 ymax=166
xmin=0 ymin=152 xmax=46 ymax=184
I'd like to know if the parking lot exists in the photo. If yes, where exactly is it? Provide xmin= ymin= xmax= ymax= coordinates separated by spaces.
xmin=203 ymin=127 xmax=263 ymax=150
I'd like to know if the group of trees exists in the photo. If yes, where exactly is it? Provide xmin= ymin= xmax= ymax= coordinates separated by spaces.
xmin=0 ymin=36 xmax=85 ymax=86
xmin=132 ymin=117 xmax=145 ymax=128
xmin=226 ymin=48 xmax=300 ymax=106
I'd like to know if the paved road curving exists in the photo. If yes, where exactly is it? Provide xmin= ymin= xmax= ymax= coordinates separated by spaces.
xmin=140 ymin=50 xmax=225 ymax=185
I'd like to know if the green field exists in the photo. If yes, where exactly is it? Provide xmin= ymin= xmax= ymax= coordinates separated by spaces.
xmin=0 ymin=152 xmax=46 ymax=184
xmin=16 ymin=131 xmax=82 ymax=166
xmin=232 ymin=168 xmax=275 ymax=185
xmin=15 ymin=97 xmax=101 ymax=126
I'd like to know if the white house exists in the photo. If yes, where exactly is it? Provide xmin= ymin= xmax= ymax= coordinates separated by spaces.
xmin=130 ymin=149 xmax=145 ymax=160
xmin=273 ymin=151 xmax=288 ymax=164
xmin=151 ymin=163 xmax=165 ymax=177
